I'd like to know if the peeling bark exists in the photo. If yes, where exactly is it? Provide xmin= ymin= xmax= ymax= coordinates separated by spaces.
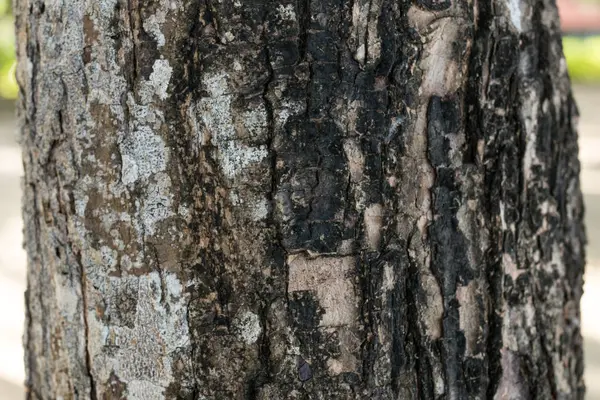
xmin=17 ymin=0 xmax=585 ymax=398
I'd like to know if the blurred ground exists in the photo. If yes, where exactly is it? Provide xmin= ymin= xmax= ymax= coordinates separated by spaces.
xmin=1 ymin=86 xmax=600 ymax=398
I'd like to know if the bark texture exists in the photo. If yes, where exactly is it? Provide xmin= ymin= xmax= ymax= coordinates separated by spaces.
xmin=16 ymin=0 xmax=585 ymax=398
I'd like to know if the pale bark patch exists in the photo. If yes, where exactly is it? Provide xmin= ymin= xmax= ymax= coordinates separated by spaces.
xmin=456 ymin=281 xmax=481 ymax=356
xmin=325 ymin=328 xmax=360 ymax=375
xmin=507 ymin=0 xmax=523 ymax=32
xmin=343 ymin=139 xmax=365 ymax=183
xmin=521 ymin=89 xmax=542 ymax=184
xmin=287 ymin=255 xmax=357 ymax=327
xmin=419 ymin=274 xmax=444 ymax=340
xmin=494 ymin=349 xmax=528 ymax=400
xmin=408 ymin=7 xmax=468 ymax=97
xmin=363 ymin=204 xmax=383 ymax=251
xmin=350 ymin=0 xmax=383 ymax=65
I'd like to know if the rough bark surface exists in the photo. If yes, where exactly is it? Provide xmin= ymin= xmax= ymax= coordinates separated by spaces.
xmin=16 ymin=0 xmax=585 ymax=398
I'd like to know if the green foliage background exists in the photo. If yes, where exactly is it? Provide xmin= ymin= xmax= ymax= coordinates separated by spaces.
xmin=563 ymin=36 xmax=600 ymax=82
xmin=0 ymin=1 xmax=597 ymax=99
xmin=0 ymin=0 xmax=16 ymax=99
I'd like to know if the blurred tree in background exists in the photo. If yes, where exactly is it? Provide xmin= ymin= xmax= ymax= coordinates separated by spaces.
xmin=0 ymin=0 xmax=17 ymax=99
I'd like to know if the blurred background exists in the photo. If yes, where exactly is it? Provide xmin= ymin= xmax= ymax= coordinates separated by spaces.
xmin=0 ymin=0 xmax=599 ymax=398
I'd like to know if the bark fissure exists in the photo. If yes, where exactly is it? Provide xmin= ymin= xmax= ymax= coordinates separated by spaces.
xmin=80 ymin=270 xmax=98 ymax=400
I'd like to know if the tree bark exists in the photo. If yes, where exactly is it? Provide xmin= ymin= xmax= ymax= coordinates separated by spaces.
xmin=16 ymin=0 xmax=585 ymax=398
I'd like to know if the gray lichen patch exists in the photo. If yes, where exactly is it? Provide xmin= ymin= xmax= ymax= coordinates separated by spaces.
xmin=86 ymin=272 xmax=191 ymax=398
xmin=196 ymin=72 xmax=269 ymax=180
xmin=143 ymin=10 xmax=167 ymax=48
xmin=139 ymin=173 xmax=175 ymax=236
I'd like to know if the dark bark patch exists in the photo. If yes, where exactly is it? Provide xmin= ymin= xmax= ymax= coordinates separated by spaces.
xmin=427 ymin=95 xmax=460 ymax=168
xmin=289 ymin=291 xmax=324 ymax=330
xmin=103 ymin=372 xmax=127 ymax=400
xmin=414 ymin=0 xmax=452 ymax=11
xmin=298 ymin=358 xmax=313 ymax=382
xmin=111 ymin=280 xmax=138 ymax=328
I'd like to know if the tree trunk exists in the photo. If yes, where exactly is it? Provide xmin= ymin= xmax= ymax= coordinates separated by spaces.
xmin=15 ymin=0 xmax=585 ymax=398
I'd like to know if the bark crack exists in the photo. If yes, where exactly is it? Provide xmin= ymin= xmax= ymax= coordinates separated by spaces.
xmin=80 ymin=265 xmax=98 ymax=400
xmin=125 ymin=0 xmax=139 ymax=88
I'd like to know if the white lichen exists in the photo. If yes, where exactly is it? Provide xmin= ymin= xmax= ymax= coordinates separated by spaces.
xmin=224 ymin=31 xmax=235 ymax=42
xmin=143 ymin=12 xmax=167 ymax=47
xmin=165 ymin=272 xmax=184 ymax=298
xmin=382 ymin=263 xmax=395 ymax=292
xmin=100 ymin=245 xmax=118 ymax=269
xmin=120 ymin=127 xmax=168 ymax=185
xmin=203 ymin=72 xmax=229 ymax=97
xmin=127 ymin=93 xmax=160 ymax=128
xmin=277 ymin=4 xmax=296 ymax=20
xmin=128 ymin=380 xmax=166 ymax=400
xmin=147 ymin=59 xmax=173 ymax=101
xmin=229 ymin=191 xmax=242 ymax=205
xmin=178 ymin=204 xmax=190 ymax=218
xmin=75 ymin=193 xmax=89 ymax=217
xmin=242 ymin=105 xmax=268 ymax=140
xmin=251 ymin=197 xmax=269 ymax=221
xmin=233 ymin=311 xmax=262 ymax=344
xmin=276 ymin=101 xmax=304 ymax=128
